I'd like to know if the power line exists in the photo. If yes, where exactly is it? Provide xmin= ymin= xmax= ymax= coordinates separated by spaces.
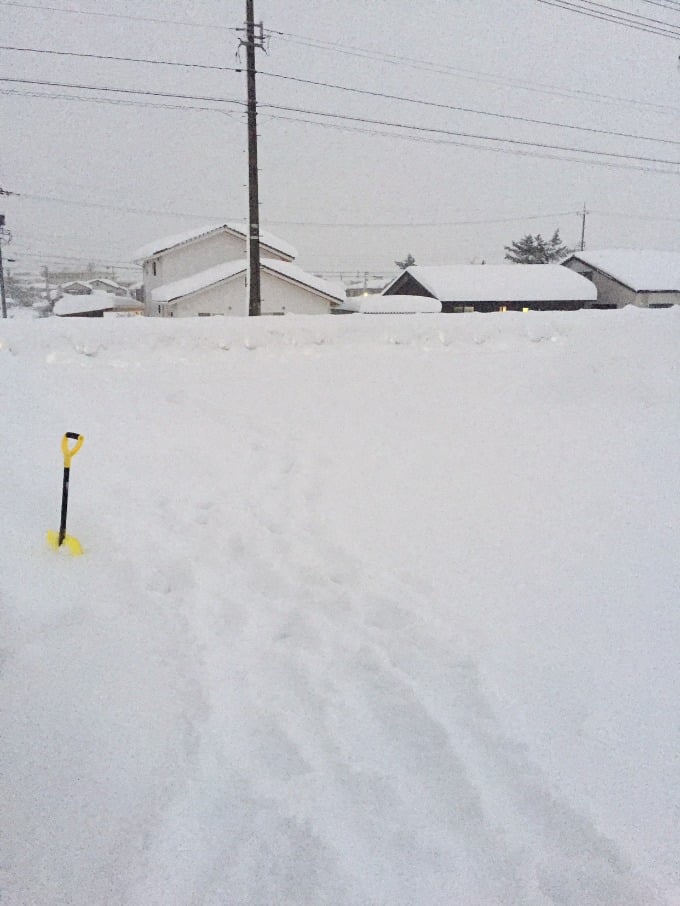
xmin=4 ymin=85 xmax=678 ymax=176
xmin=259 ymin=102 xmax=680 ymax=167
xmin=0 ymin=0 xmax=238 ymax=30
xmin=0 ymin=188 xmax=582 ymax=227
xmin=3 ymin=75 xmax=679 ymax=168
xmin=11 ymin=185 xmax=680 ymax=227
xmin=269 ymin=29 xmax=680 ymax=112
xmin=0 ymin=83 xmax=238 ymax=121
xmin=265 ymin=109 xmax=680 ymax=175
xmin=566 ymin=0 xmax=680 ymax=28
xmin=533 ymin=0 xmax=680 ymax=38
xmin=0 ymin=86 xmax=244 ymax=118
xmin=0 ymin=76 xmax=245 ymax=108
xmin=3 ymin=36 xmax=679 ymax=120
xmin=10 ymin=249 xmax=140 ymax=267
xmin=639 ymin=0 xmax=680 ymax=12
xmin=3 ymin=45 xmax=679 ymax=146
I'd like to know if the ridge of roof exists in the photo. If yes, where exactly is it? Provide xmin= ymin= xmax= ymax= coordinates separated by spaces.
xmin=134 ymin=222 xmax=297 ymax=263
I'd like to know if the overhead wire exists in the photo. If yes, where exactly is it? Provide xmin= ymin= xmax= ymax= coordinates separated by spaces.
xmin=264 ymin=108 xmax=680 ymax=175
xmin=0 ymin=0 xmax=239 ymax=30
xmin=268 ymin=29 xmax=680 ymax=109
xmin=2 ymin=45 xmax=679 ymax=144
xmin=533 ymin=0 xmax=680 ymax=37
xmin=2 ymin=76 xmax=680 ymax=169
xmin=9 ymin=186 xmax=680 ymax=226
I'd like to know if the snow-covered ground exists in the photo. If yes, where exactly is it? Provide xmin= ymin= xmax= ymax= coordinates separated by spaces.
xmin=1 ymin=309 xmax=678 ymax=905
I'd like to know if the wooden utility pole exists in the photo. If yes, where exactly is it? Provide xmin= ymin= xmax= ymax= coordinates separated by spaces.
xmin=580 ymin=203 xmax=588 ymax=252
xmin=0 ymin=215 xmax=8 ymax=320
xmin=245 ymin=0 xmax=263 ymax=316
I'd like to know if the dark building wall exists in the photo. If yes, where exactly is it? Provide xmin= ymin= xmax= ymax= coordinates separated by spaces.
xmin=441 ymin=300 xmax=585 ymax=313
xmin=383 ymin=272 xmax=434 ymax=297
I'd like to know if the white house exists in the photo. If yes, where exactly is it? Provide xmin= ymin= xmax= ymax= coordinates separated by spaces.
xmin=561 ymin=250 xmax=680 ymax=309
xmin=150 ymin=258 xmax=344 ymax=317
xmin=134 ymin=222 xmax=298 ymax=309
xmin=383 ymin=264 xmax=597 ymax=312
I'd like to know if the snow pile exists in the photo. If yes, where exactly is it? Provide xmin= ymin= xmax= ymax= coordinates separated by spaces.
xmin=1 ymin=309 xmax=678 ymax=905
xmin=343 ymin=293 xmax=441 ymax=313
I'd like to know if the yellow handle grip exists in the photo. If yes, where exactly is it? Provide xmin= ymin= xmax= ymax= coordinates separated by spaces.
xmin=62 ymin=433 xmax=84 ymax=468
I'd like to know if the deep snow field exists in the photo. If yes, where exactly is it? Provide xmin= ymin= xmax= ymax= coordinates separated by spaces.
xmin=1 ymin=309 xmax=678 ymax=905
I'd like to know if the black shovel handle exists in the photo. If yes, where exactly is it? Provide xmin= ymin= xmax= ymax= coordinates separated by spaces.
xmin=58 ymin=432 xmax=84 ymax=545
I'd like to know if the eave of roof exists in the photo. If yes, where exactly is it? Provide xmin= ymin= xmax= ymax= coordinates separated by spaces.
xmin=152 ymin=258 xmax=343 ymax=306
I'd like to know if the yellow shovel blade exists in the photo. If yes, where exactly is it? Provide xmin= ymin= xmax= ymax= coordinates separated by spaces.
xmin=46 ymin=530 xmax=84 ymax=556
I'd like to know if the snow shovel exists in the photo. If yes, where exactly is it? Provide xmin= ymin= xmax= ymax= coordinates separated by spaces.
xmin=47 ymin=432 xmax=85 ymax=555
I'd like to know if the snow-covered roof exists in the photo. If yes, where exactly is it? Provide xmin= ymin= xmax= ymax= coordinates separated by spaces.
xmin=87 ymin=278 xmax=123 ymax=290
xmin=387 ymin=264 xmax=597 ymax=303
xmin=152 ymin=259 xmax=344 ymax=305
xmin=152 ymin=260 xmax=246 ymax=303
xmin=134 ymin=222 xmax=297 ymax=263
xmin=60 ymin=280 xmax=91 ymax=292
xmin=265 ymin=260 xmax=345 ymax=303
xmin=344 ymin=294 xmax=441 ymax=313
xmin=563 ymin=250 xmax=680 ymax=293
xmin=53 ymin=291 xmax=115 ymax=316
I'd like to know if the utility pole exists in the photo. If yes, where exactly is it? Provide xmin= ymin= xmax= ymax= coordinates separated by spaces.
xmin=243 ymin=0 xmax=265 ymax=316
xmin=580 ymin=203 xmax=588 ymax=252
xmin=0 ymin=215 xmax=10 ymax=319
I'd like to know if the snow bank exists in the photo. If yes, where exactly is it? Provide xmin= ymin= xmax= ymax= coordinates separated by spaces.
xmin=1 ymin=308 xmax=678 ymax=905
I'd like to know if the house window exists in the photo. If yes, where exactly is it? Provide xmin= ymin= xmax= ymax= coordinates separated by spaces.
xmin=152 ymin=260 xmax=157 ymax=276
xmin=157 ymin=305 xmax=161 ymax=314
xmin=198 ymin=313 xmax=212 ymax=317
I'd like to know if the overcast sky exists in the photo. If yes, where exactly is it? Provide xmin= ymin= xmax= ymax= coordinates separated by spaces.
xmin=2 ymin=0 xmax=679 ymax=281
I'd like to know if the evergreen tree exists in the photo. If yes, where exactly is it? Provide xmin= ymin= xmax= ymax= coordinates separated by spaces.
xmin=395 ymin=253 xmax=416 ymax=270
xmin=504 ymin=229 xmax=571 ymax=264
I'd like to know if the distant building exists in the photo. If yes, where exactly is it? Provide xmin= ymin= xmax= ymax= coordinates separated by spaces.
xmin=86 ymin=278 xmax=129 ymax=297
xmin=561 ymin=250 xmax=680 ymax=309
xmin=60 ymin=280 xmax=92 ymax=296
xmin=345 ymin=275 xmax=391 ymax=298
xmin=383 ymin=264 xmax=597 ymax=312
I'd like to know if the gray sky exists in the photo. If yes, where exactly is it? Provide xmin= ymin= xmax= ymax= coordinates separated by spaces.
xmin=2 ymin=0 xmax=679 ymax=281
